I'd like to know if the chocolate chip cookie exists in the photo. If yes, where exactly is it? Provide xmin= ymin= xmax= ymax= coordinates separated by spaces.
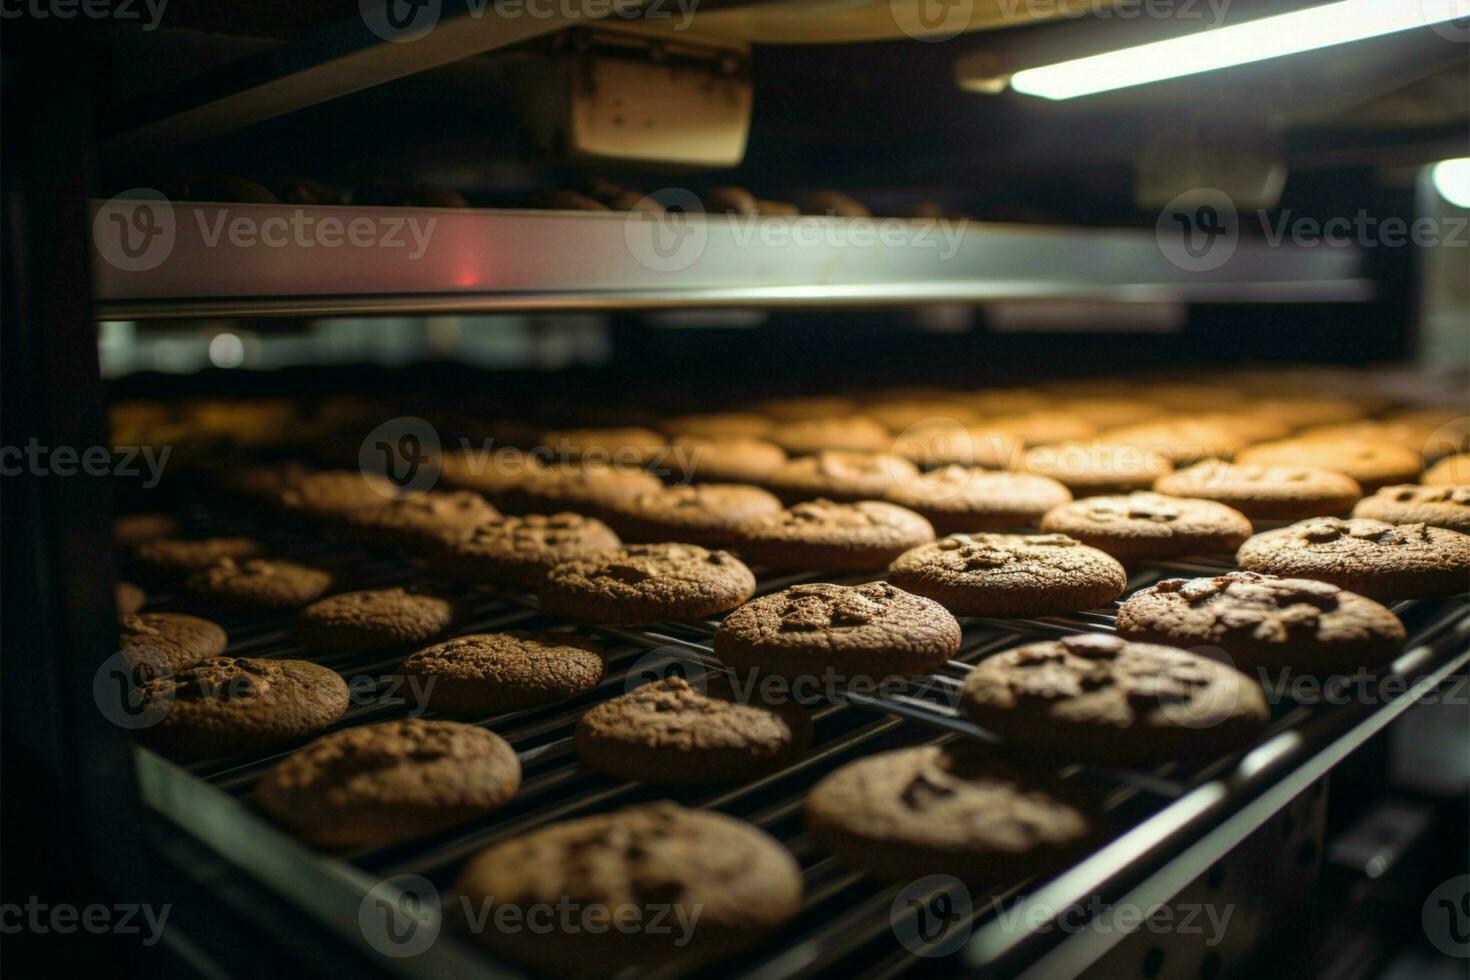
xmin=886 ymin=533 xmax=1127 ymax=618
xmin=886 ymin=466 xmax=1073 ymax=533
xmin=133 ymin=657 xmax=350 ymax=758
xmin=1236 ymin=440 xmax=1422 ymax=493
xmin=804 ymin=743 xmax=1101 ymax=881
xmin=730 ymin=499 xmax=935 ymax=570
xmin=667 ymin=435 xmax=788 ymax=484
xmin=450 ymin=802 xmax=802 ymax=977
xmin=574 ymin=676 xmax=812 ymax=783
xmin=119 ymin=612 xmax=228 ymax=671
xmin=505 ymin=462 xmax=664 ymax=516
xmin=344 ymin=490 xmax=500 ymax=554
xmin=768 ymin=415 xmax=892 ymax=455
xmin=399 ymin=631 xmax=606 ymax=715
xmin=539 ymin=427 xmax=668 ymax=468
xmin=540 ymin=544 xmax=756 ymax=625
xmin=601 ymin=484 xmax=783 ymax=545
xmin=1353 ymin=484 xmax=1470 ymax=533
xmin=183 ymin=558 xmax=334 ymax=614
xmin=293 ymin=588 xmax=456 ymax=651
xmin=431 ymin=513 xmax=621 ymax=588
xmin=714 ymin=581 xmax=962 ymax=682
xmin=257 ymin=718 xmax=521 ymax=849
xmin=134 ymin=536 xmax=265 ymax=577
xmin=763 ymin=451 xmax=919 ymax=505
xmin=1039 ymin=492 xmax=1253 ymax=562
xmin=1154 ymin=461 xmax=1362 ymax=520
xmin=959 ymin=634 xmax=1270 ymax=765
xmin=1236 ymin=518 xmax=1470 ymax=600
xmin=1117 ymin=572 xmax=1405 ymax=671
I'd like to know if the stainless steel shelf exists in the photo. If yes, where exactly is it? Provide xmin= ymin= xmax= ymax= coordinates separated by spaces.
xmin=90 ymin=202 xmax=1374 ymax=320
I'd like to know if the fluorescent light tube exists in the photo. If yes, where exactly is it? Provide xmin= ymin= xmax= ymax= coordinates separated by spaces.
xmin=1432 ymin=158 xmax=1470 ymax=208
xmin=1010 ymin=0 xmax=1470 ymax=100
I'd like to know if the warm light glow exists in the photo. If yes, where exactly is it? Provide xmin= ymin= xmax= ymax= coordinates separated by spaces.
xmin=1010 ymin=0 xmax=1470 ymax=100
xmin=1432 ymin=158 xmax=1470 ymax=208
xmin=208 ymin=332 xmax=245 ymax=368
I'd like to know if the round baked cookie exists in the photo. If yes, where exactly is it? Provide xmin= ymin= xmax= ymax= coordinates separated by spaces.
xmin=1154 ymin=461 xmax=1362 ymax=520
xmin=1384 ymin=410 xmax=1470 ymax=460
xmin=1099 ymin=419 xmax=1248 ymax=466
xmin=1235 ymin=440 xmax=1422 ymax=493
xmin=964 ymin=387 xmax=1050 ymax=416
xmin=1425 ymin=454 xmax=1470 ymax=487
xmin=119 ymin=612 xmax=228 ymax=671
xmin=183 ymin=558 xmax=334 ymax=615
xmin=135 ymin=536 xmax=265 ymax=577
xmin=1299 ymin=420 xmax=1446 ymax=457
xmin=449 ymin=802 xmax=802 ymax=977
xmin=886 ymin=466 xmax=1072 ymax=533
xmin=114 ymin=513 xmax=180 ymax=547
xmin=116 ymin=581 xmax=147 ymax=615
xmin=763 ymin=450 xmax=919 ymax=504
xmin=1059 ymin=396 xmax=1162 ymax=429
xmin=293 ymin=588 xmax=456 ymax=651
xmin=1019 ymin=441 xmax=1175 ymax=496
xmin=134 ymin=657 xmax=350 ymax=758
xmin=730 ymin=499 xmax=935 ymax=570
xmin=890 ymin=423 xmax=1020 ymax=469
xmin=959 ymin=634 xmax=1270 ymax=765
xmin=713 ymin=581 xmax=962 ymax=682
xmin=278 ymin=469 xmax=401 ymax=520
xmin=505 ymin=462 xmax=664 ymax=516
xmin=574 ymin=676 xmax=812 ymax=784
xmin=600 ymin=484 xmax=782 ymax=545
xmin=399 ymin=631 xmax=606 ymax=715
xmin=1116 ymin=572 xmax=1405 ymax=671
xmin=1236 ymin=518 xmax=1470 ymax=601
xmin=804 ymin=743 xmax=1100 ymax=882
xmin=1353 ymin=484 xmax=1470 ymax=533
xmin=539 ymin=544 xmax=756 ymax=625
xmin=1190 ymin=410 xmax=1293 ymax=445
xmin=886 ymin=533 xmax=1127 ymax=618
xmin=668 ymin=435 xmax=787 ymax=484
xmin=768 ymin=415 xmax=891 ymax=455
xmin=256 ymin=718 xmax=521 ymax=849
xmin=438 ymin=447 xmax=549 ymax=507
xmin=864 ymin=398 xmax=978 ymax=431
xmin=539 ymin=427 xmax=668 ymax=468
xmin=343 ymin=490 xmax=499 ymax=554
xmin=661 ymin=411 xmax=773 ymax=440
xmin=430 ymin=513 xmax=621 ymax=588
xmin=986 ymin=410 xmax=1096 ymax=447
xmin=1039 ymin=492 xmax=1253 ymax=562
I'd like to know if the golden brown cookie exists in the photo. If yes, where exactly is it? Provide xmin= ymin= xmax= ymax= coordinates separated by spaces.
xmin=183 ymin=558 xmax=334 ymax=614
xmin=755 ymin=395 xmax=858 ymax=420
xmin=257 ymin=719 xmax=520 ymax=849
xmin=668 ymin=435 xmax=788 ymax=484
xmin=1236 ymin=440 xmax=1422 ymax=493
xmin=505 ymin=462 xmax=664 ymax=516
xmin=1154 ymin=461 xmax=1362 ymax=520
xmin=863 ymin=398 xmax=978 ymax=431
xmin=450 ymin=802 xmax=802 ymax=977
xmin=1039 ymin=492 xmax=1253 ymax=562
xmin=1236 ymin=518 xmax=1470 ymax=600
xmin=343 ymin=490 xmax=500 ymax=554
xmin=958 ymin=634 xmax=1269 ymax=765
xmin=729 ymin=499 xmax=935 ymax=570
xmin=768 ymin=415 xmax=892 ymax=455
xmin=804 ymin=744 xmax=1100 ymax=882
xmin=574 ymin=677 xmax=812 ymax=784
xmin=1353 ymin=484 xmax=1470 ymax=533
xmin=437 ymin=447 xmax=549 ymax=508
xmin=1099 ymin=419 xmax=1249 ymax=466
xmin=661 ymin=411 xmax=773 ymax=440
xmin=886 ymin=466 xmax=1072 ymax=533
xmin=1425 ymin=454 xmax=1470 ymax=486
xmin=430 ymin=513 xmax=621 ymax=588
xmin=1019 ymin=441 xmax=1174 ymax=496
xmin=889 ymin=423 xmax=1021 ymax=469
xmin=278 ymin=470 xmax=401 ymax=521
xmin=1116 ymin=571 xmax=1405 ymax=671
xmin=134 ymin=536 xmax=265 ymax=577
xmin=713 ymin=581 xmax=962 ymax=682
xmin=600 ymin=484 xmax=783 ymax=545
xmin=986 ymin=410 xmax=1096 ymax=447
xmin=119 ymin=612 xmax=228 ymax=671
xmin=539 ymin=427 xmax=668 ymax=468
xmin=886 ymin=533 xmax=1126 ymax=617
xmin=763 ymin=450 xmax=919 ymax=504
xmin=399 ymin=631 xmax=606 ymax=715
xmin=540 ymin=544 xmax=756 ymax=625
xmin=293 ymin=588 xmax=456 ymax=651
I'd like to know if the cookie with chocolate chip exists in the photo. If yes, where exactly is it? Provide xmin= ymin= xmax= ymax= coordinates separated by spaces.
xmin=885 ymin=533 xmax=1126 ymax=618
xmin=763 ymin=451 xmax=919 ymax=504
xmin=958 ymin=634 xmax=1270 ymax=765
xmin=1354 ymin=484 xmax=1470 ymax=534
xmin=134 ymin=536 xmax=265 ymax=577
xmin=1154 ymin=461 xmax=1362 ymax=521
xmin=119 ymin=612 xmax=228 ymax=671
xmin=730 ymin=499 xmax=935 ymax=570
xmin=540 ymin=544 xmax=756 ymax=625
xmin=804 ymin=743 xmax=1101 ymax=881
xmin=1236 ymin=440 xmax=1421 ymax=493
xmin=1236 ymin=517 xmax=1470 ymax=600
xmin=257 ymin=718 xmax=521 ymax=849
xmin=768 ymin=415 xmax=891 ymax=455
xmin=714 ymin=581 xmax=962 ymax=682
xmin=431 ymin=513 xmax=621 ymax=588
xmin=600 ymin=484 xmax=782 ymax=545
xmin=183 ymin=558 xmax=334 ymax=614
xmin=1039 ymin=492 xmax=1253 ymax=562
xmin=886 ymin=466 xmax=1072 ymax=533
xmin=1116 ymin=571 xmax=1405 ymax=671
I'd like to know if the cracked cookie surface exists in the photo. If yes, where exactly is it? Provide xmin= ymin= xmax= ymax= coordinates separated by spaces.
xmin=1353 ymin=484 xmax=1470 ymax=534
xmin=886 ymin=465 xmax=1072 ymax=533
xmin=293 ymin=587 xmax=456 ymax=650
xmin=1155 ymin=461 xmax=1362 ymax=520
xmin=730 ymin=499 xmax=935 ymax=570
xmin=400 ymin=630 xmax=605 ymax=714
xmin=430 ymin=513 xmax=621 ymax=587
xmin=1039 ymin=492 xmax=1253 ymax=562
xmin=1236 ymin=517 xmax=1470 ymax=600
xmin=601 ymin=484 xmax=782 ymax=545
xmin=540 ymin=543 xmax=755 ymax=625
xmin=184 ymin=558 xmax=333 ymax=614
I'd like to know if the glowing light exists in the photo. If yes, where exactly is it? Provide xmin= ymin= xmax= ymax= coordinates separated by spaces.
xmin=208 ymin=332 xmax=245 ymax=368
xmin=1432 ymin=158 xmax=1470 ymax=208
